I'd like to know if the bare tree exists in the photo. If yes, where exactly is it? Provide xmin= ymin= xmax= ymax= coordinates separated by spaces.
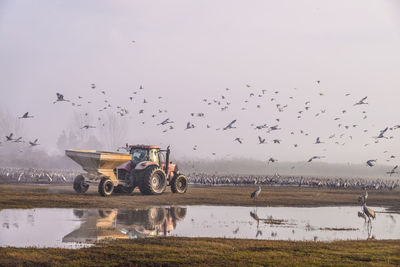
xmin=0 ymin=108 xmax=25 ymax=138
xmin=97 ymin=112 xmax=127 ymax=150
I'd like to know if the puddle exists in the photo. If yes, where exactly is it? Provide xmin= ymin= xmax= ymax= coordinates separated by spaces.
xmin=0 ymin=206 xmax=399 ymax=248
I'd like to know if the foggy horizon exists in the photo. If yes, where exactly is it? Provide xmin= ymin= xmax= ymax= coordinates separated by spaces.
xmin=1 ymin=0 xmax=400 ymax=168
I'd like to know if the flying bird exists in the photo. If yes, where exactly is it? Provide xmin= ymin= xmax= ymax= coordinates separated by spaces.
xmin=366 ymin=159 xmax=377 ymax=167
xmin=158 ymin=118 xmax=174 ymax=126
xmin=308 ymin=156 xmax=325 ymax=162
xmin=185 ymin=122 xmax=195 ymax=130
xmin=80 ymin=125 xmax=96 ymax=129
xmin=258 ymin=136 xmax=266 ymax=144
xmin=18 ymin=112 xmax=34 ymax=119
xmin=375 ymin=127 xmax=388 ymax=139
xmin=13 ymin=137 xmax=24 ymax=143
xmin=386 ymin=165 xmax=398 ymax=176
xmin=29 ymin=139 xmax=39 ymax=146
xmin=53 ymin=93 xmax=70 ymax=104
xmin=234 ymin=137 xmax=243 ymax=144
xmin=315 ymin=137 xmax=323 ymax=144
xmin=223 ymin=120 xmax=237 ymax=130
xmin=354 ymin=96 xmax=368 ymax=106
xmin=5 ymin=133 xmax=14 ymax=141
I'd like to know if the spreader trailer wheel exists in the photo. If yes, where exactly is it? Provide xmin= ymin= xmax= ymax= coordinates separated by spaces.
xmin=73 ymin=175 xmax=89 ymax=194
xmin=98 ymin=177 xmax=114 ymax=196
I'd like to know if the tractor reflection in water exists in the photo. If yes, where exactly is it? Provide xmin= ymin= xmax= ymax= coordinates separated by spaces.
xmin=62 ymin=207 xmax=187 ymax=244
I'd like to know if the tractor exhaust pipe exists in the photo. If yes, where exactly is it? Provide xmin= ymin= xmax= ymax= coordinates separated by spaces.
xmin=165 ymin=145 xmax=170 ymax=175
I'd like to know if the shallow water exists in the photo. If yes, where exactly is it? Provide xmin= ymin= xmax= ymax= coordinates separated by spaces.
xmin=0 ymin=205 xmax=398 ymax=248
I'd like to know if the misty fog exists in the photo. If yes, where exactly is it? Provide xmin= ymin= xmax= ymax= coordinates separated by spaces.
xmin=1 ymin=0 xmax=400 ymax=178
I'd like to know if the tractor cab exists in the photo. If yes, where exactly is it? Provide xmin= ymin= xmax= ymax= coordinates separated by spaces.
xmin=129 ymin=145 xmax=161 ymax=168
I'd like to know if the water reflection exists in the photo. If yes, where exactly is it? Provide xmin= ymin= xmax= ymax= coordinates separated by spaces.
xmin=63 ymin=207 xmax=186 ymax=243
xmin=1 ymin=206 xmax=400 ymax=248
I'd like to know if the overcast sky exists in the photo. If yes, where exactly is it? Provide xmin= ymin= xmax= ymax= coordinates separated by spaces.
xmin=1 ymin=0 xmax=400 ymax=164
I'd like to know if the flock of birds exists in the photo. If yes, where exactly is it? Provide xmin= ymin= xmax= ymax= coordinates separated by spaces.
xmin=2 ymin=166 xmax=398 ymax=192
xmin=1 ymin=80 xmax=400 ymax=182
xmin=189 ymin=172 xmax=399 ymax=190
xmin=0 ymin=167 xmax=80 ymax=183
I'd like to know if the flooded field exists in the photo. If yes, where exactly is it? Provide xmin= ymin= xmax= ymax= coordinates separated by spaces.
xmin=1 ymin=205 xmax=399 ymax=248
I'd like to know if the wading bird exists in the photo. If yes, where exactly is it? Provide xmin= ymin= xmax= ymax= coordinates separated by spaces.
xmin=250 ymin=186 xmax=261 ymax=200
xmin=362 ymin=201 xmax=376 ymax=222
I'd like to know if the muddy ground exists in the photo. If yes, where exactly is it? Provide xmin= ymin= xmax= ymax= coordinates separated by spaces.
xmin=1 ymin=184 xmax=399 ymax=212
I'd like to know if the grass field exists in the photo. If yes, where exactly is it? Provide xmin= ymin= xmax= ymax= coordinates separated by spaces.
xmin=1 ymin=238 xmax=400 ymax=266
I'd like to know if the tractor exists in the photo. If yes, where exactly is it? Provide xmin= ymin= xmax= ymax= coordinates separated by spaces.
xmin=66 ymin=145 xmax=188 ymax=196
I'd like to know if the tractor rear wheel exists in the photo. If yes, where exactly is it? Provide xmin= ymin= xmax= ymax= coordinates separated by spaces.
xmin=170 ymin=207 xmax=187 ymax=221
xmin=98 ymin=177 xmax=114 ymax=196
xmin=144 ymin=207 xmax=166 ymax=229
xmin=138 ymin=166 xmax=167 ymax=195
xmin=73 ymin=175 xmax=89 ymax=194
xmin=171 ymin=175 xmax=188 ymax=194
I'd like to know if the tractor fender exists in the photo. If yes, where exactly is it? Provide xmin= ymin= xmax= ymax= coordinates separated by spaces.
xmin=135 ymin=161 xmax=158 ymax=171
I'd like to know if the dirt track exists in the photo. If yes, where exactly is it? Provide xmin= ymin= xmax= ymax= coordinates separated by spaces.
xmin=1 ymin=184 xmax=399 ymax=213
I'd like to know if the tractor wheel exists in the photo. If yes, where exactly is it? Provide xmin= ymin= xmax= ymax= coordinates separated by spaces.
xmin=171 ymin=175 xmax=188 ymax=194
xmin=170 ymin=207 xmax=187 ymax=221
xmin=138 ymin=166 xmax=167 ymax=195
xmin=144 ymin=207 xmax=166 ymax=230
xmin=98 ymin=177 xmax=114 ymax=197
xmin=73 ymin=175 xmax=89 ymax=194
xmin=98 ymin=209 xmax=113 ymax=218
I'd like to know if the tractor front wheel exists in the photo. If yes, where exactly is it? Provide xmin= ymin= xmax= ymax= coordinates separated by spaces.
xmin=171 ymin=175 xmax=188 ymax=194
xmin=73 ymin=175 xmax=89 ymax=194
xmin=138 ymin=166 xmax=167 ymax=195
xmin=98 ymin=177 xmax=114 ymax=196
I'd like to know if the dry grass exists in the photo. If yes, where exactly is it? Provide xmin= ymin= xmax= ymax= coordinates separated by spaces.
xmin=1 ymin=237 xmax=400 ymax=266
